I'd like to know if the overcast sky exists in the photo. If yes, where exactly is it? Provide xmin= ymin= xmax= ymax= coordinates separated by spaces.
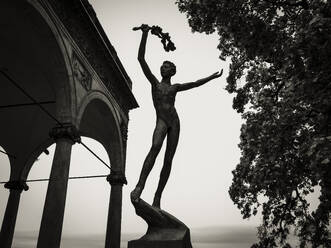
xmin=0 ymin=0 xmax=319 ymax=242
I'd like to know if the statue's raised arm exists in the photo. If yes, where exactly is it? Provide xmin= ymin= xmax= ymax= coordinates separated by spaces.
xmin=133 ymin=24 xmax=177 ymax=86
xmin=133 ymin=24 xmax=158 ymax=86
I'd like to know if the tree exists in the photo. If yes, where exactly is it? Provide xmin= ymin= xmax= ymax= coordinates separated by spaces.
xmin=176 ymin=0 xmax=331 ymax=247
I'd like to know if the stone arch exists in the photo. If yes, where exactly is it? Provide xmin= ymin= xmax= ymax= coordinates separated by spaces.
xmin=0 ymin=0 xmax=74 ymax=180
xmin=0 ymin=146 xmax=11 ymax=182
xmin=77 ymin=90 xmax=124 ymax=171
xmin=20 ymin=138 xmax=54 ymax=181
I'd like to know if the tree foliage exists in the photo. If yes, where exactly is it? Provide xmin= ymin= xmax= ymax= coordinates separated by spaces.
xmin=177 ymin=0 xmax=331 ymax=247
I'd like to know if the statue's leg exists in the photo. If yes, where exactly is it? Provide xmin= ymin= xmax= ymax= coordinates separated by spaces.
xmin=131 ymin=119 xmax=168 ymax=201
xmin=153 ymin=119 xmax=180 ymax=208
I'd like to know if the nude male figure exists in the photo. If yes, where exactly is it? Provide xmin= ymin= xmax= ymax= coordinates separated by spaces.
xmin=131 ymin=24 xmax=223 ymax=208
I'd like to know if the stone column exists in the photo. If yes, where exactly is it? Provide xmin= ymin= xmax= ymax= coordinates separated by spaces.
xmin=105 ymin=171 xmax=127 ymax=248
xmin=37 ymin=124 xmax=80 ymax=248
xmin=0 ymin=181 xmax=28 ymax=248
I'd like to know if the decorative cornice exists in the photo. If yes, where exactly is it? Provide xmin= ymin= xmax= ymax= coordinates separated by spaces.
xmin=49 ymin=123 xmax=81 ymax=143
xmin=45 ymin=0 xmax=139 ymax=113
xmin=4 ymin=181 xmax=29 ymax=191
xmin=107 ymin=171 xmax=127 ymax=186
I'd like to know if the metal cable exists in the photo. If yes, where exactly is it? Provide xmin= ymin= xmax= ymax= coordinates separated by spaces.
xmin=0 ymin=174 xmax=108 ymax=184
xmin=0 ymin=69 xmax=62 ymax=126
xmin=0 ymin=69 xmax=112 ymax=170
xmin=0 ymin=150 xmax=16 ymax=159
xmin=79 ymin=141 xmax=111 ymax=170
xmin=0 ymin=101 xmax=56 ymax=109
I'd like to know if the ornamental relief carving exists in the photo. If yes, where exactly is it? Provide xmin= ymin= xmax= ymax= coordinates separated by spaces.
xmin=120 ymin=122 xmax=128 ymax=142
xmin=72 ymin=52 xmax=92 ymax=91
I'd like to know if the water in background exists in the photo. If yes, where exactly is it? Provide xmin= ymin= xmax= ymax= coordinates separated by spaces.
xmin=12 ymin=226 xmax=260 ymax=248
xmin=13 ymin=239 xmax=254 ymax=248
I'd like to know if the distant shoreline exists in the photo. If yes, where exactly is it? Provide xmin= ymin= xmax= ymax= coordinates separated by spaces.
xmin=12 ymin=226 xmax=259 ymax=248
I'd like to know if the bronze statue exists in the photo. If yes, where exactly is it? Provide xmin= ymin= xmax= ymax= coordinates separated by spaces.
xmin=131 ymin=24 xmax=223 ymax=209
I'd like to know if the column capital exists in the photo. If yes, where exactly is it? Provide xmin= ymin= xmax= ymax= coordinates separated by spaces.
xmin=107 ymin=171 xmax=127 ymax=186
xmin=4 ymin=181 xmax=29 ymax=192
xmin=49 ymin=123 xmax=81 ymax=144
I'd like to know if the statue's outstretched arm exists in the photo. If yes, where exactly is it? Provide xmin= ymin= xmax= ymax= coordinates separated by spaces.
xmin=137 ymin=25 xmax=158 ymax=86
xmin=176 ymin=69 xmax=223 ymax=92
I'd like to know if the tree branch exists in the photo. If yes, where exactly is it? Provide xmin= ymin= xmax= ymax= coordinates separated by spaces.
xmin=264 ymin=0 xmax=309 ymax=10
xmin=285 ymin=0 xmax=309 ymax=10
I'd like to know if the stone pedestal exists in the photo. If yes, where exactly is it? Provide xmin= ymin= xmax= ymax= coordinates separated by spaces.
xmin=128 ymin=199 xmax=192 ymax=248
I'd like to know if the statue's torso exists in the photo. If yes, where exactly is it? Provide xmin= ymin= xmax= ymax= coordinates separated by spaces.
xmin=152 ymin=82 xmax=179 ymax=125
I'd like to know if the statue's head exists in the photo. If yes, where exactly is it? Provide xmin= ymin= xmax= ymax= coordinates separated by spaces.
xmin=160 ymin=61 xmax=176 ymax=78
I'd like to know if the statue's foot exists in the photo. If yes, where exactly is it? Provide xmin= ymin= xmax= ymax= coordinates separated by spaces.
xmin=131 ymin=186 xmax=143 ymax=203
xmin=152 ymin=195 xmax=161 ymax=209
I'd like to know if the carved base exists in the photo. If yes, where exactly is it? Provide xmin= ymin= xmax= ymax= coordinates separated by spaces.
xmin=128 ymin=229 xmax=192 ymax=248
xmin=128 ymin=198 xmax=193 ymax=248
